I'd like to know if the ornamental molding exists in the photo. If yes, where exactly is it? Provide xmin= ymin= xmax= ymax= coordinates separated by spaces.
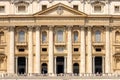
xmin=12 ymin=0 xmax=32 ymax=4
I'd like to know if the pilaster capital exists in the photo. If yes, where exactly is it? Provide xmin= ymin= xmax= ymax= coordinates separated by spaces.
xmin=48 ymin=25 xmax=54 ymax=30
xmin=87 ymin=26 xmax=93 ymax=31
xmin=67 ymin=25 xmax=73 ymax=30
xmin=9 ymin=26 xmax=15 ymax=31
xmin=28 ymin=26 xmax=33 ymax=31
xmin=105 ymin=26 xmax=110 ymax=31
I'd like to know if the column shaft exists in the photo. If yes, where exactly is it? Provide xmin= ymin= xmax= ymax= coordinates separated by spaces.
xmin=35 ymin=27 xmax=40 ymax=73
xmin=64 ymin=56 xmax=67 ymax=73
xmin=9 ymin=27 xmax=15 ymax=73
xmin=92 ymin=56 xmax=95 ymax=73
xmin=105 ymin=26 xmax=110 ymax=73
xmin=15 ymin=57 xmax=18 ymax=74
xmin=87 ymin=27 xmax=92 ymax=73
xmin=48 ymin=26 xmax=54 ymax=74
xmin=54 ymin=56 xmax=56 ymax=74
xmin=67 ymin=27 xmax=72 ymax=73
xmin=28 ymin=27 xmax=33 ymax=74
xmin=80 ymin=27 xmax=86 ymax=73
xmin=26 ymin=57 xmax=28 ymax=73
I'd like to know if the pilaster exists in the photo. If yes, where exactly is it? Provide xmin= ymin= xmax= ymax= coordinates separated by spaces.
xmin=87 ymin=26 xmax=92 ymax=73
xmin=35 ymin=26 xmax=41 ymax=73
xmin=48 ymin=26 xmax=54 ymax=75
xmin=67 ymin=26 xmax=72 ymax=73
xmin=80 ymin=27 xmax=86 ymax=73
xmin=9 ymin=26 xmax=15 ymax=73
xmin=105 ymin=26 xmax=111 ymax=73
xmin=28 ymin=26 xmax=33 ymax=74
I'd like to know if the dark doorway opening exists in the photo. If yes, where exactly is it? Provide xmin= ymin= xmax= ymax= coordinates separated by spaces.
xmin=18 ymin=57 xmax=26 ymax=74
xmin=56 ymin=57 xmax=64 ymax=74
xmin=41 ymin=63 xmax=47 ymax=74
xmin=73 ymin=63 xmax=79 ymax=74
xmin=95 ymin=56 xmax=102 ymax=74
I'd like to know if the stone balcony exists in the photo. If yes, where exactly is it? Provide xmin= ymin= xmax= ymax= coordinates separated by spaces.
xmin=92 ymin=42 xmax=105 ymax=47
xmin=0 ymin=42 xmax=6 ymax=46
xmin=16 ymin=42 xmax=28 ymax=47
xmin=55 ymin=41 xmax=66 ymax=46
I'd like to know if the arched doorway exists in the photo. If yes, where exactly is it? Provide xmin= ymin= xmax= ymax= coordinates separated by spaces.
xmin=95 ymin=56 xmax=102 ymax=74
xmin=41 ymin=63 xmax=47 ymax=74
xmin=73 ymin=63 xmax=79 ymax=74
xmin=17 ymin=57 xmax=26 ymax=74
xmin=56 ymin=57 xmax=64 ymax=74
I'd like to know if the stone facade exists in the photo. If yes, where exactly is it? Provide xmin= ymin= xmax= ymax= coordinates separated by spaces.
xmin=0 ymin=0 xmax=120 ymax=75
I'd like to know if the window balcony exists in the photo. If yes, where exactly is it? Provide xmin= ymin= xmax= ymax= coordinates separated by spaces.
xmin=72 ymin=41 xmax=80 ymax=46
xmin=55 ymin=41 xmax=66 ymax=46
xmin=92 ymin=42 xmax=105 ymax=47
xmin=16 ymin=42 xmax=28 ymax=47
xmin=0 ymin=42 xmax=6 ymax=46
xmin=113 ymin=41 xmax=120 ymax=46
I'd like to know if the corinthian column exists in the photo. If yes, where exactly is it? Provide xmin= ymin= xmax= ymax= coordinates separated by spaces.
xmin=105 ymin=26 xmax=111 ymax=73
xmin=87 ymin=26 xmax=92 ymax=73
xmin=67 ymin=26 xmax=72 ymax=73
xmin=48 ymin=26 xmax=54 ymax=75
xmin=35 ymin=26 xmax=40 ymax=73
xmin=80 ymin=27 xmax=86 ymax=73
xmin=28 ymin=27 xmax=33 ymax=74
xmin=9 ymin=26 xmax=15 ymax=73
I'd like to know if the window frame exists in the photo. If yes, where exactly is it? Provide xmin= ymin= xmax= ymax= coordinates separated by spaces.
xmin=0 ymin=6 xmax=5 ymax=13
xmin=114 ymin=5 xmax=120 ymax=13
xmin=15 ymin=3 xmax=28 ymax=14
xmin=95 ymin=30 xmax=101 ymax=42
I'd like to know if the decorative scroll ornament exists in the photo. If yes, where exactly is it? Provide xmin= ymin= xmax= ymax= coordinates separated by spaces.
xmin=57 ymin=6 xmax=63 ymax=15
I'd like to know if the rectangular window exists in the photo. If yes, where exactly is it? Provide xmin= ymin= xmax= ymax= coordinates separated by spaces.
xmin=94 ymin=5 xmax=101 ymax=12
xmin=95 ymin=48 xmax=101 ymax=52
xmin=19 ymin=48 xmax=25 ymax=52
xmin=74 ymin=48 xmax=79 ymax=52
xmin=0 ymin=6 xmax=5 ymax=13
xmin=115 ymin=6 xmax=120 ymax=12
xmin=18 ymin=5 xmax=26 ymax=13
xmin=42 ymin=5 xmax=47 ymax=11
xmin=42 ymin=48 xmax=47 ymax=52
xmin=73 ymin=5 xmax=78 ymax=10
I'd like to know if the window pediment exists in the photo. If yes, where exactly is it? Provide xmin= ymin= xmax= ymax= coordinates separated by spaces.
xmin=14 ymin=0 xmax=30 ymax=4
xmin=91 ymin=1 xmax=105 ymax=6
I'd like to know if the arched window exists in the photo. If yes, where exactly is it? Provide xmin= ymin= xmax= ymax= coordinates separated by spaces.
xmin=73 ymin=63 xmax=79 ymax=74
xmin=115 ymin=31 xmax=120 ymax=42
xmin=95 ymin=30 xmax=101 ymax=42
xmin=42 ymin=31 xmax=47 ymax=43
xmin=18 ymin=31 xmax=25 ymax=42
xmin=74 ymin=31 xmax=78 ymax=42
xmin=57 ymin=30 xmax=63 ymax=42
xmin=0 ymin=31 xmax=4 ymax=43
xmin=41 ymin=63 xmax=47 ymax=74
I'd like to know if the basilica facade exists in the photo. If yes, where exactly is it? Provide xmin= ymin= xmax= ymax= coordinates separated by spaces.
xmin=0 ymin=0 xmax=120 ymax=75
